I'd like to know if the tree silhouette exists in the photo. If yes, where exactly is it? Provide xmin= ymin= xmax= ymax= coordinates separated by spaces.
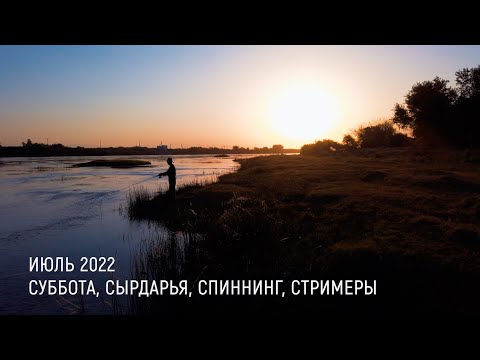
xmin=454 ymin=66 xmax=480 ymax=146
xmin=392 ymin=77 xmax=457 ymax=146
xmin=353 ymin=120 xmax=410 ymax=148
xmin=22 ymin=139 xmax=33 ymax=147
xmin=456 ymin=66 xmax=480 ymax=98
xmin=300 ymin=139 xmax=342 ymax=155
xmin=342 ymin=134 xmax=358 ymax=149
xmin=272 ymin=144 xmax=284 ymax=153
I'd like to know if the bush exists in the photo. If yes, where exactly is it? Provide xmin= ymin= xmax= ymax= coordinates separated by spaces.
xmin=348 ymin=120 xmax=413 ymax=148
xmin=342 ymin=134 xmax=358 ymax=149
xmin=300 ymin=139 xmax=343 ymax=155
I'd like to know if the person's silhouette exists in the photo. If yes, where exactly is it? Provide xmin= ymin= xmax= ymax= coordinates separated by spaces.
xmin=158 ymin=157 xmax=176 ymax=199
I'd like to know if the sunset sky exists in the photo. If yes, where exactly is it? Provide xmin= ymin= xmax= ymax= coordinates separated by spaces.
xmin=1 ymin=45 xmax=480 ymax=149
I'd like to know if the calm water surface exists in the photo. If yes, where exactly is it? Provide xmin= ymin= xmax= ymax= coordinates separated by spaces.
xmin=0 ymin=154 xmax=263 ymax=314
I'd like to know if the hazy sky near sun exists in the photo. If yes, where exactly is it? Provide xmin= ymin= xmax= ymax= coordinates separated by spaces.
xmin=1 ymin=45 xmax=480 ymax=148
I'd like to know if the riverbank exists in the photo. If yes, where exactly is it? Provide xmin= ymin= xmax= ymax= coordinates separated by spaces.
xmin=129 ymin=148 xmax=480 ymax=315
xmin=0 ymin=144 xmax=299 ymax=157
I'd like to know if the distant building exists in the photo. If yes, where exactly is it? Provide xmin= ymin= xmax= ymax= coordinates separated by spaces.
xmin=157 ymin=144 xmax=169 ymax=154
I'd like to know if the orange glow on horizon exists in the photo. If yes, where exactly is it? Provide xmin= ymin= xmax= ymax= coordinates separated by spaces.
xmin=2 ymin=46 xmax=479 ymax=149
xmin=266 ymin=83 xmax=341 ymax=145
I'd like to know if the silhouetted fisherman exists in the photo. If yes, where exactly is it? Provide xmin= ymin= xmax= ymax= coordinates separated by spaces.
xmin=158 ymin=157 xmax=176 ymax=199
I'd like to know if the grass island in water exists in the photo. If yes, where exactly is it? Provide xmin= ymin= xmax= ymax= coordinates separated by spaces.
xmin=73 ymin=159 xmax=152 ymax=168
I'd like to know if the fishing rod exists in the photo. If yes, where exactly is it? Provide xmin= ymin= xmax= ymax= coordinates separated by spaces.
xmin=83 ymin=173 xmax=161 ymax=202
xmin=116 ymin=174 xmax=159 ymax=192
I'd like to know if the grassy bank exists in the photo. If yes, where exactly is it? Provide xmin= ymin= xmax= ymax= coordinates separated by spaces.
xmin=128 ymin=148 xmax=480 ymax=315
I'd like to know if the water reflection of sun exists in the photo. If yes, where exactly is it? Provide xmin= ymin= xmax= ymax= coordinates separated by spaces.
xmin=267 ymin=84 xmax=340 ymax=143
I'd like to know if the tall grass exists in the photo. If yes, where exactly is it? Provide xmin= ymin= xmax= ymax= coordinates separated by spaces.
xmin=124 ymin=175 xmax=220 ymax=220
xmin=126 ymin=186 xmax=151 ymax=218
xmin=125 ymin=192 xmax=290 ymax=315
xmin=177 ymin=174 xmax=220 ymax=191
xmin=130 ymin=230 xmax=204 ymax=315
xmin=55 ymin=293 xmax=86 ymax=315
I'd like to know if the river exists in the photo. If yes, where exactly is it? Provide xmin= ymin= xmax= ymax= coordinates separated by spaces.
xmin=0 ymin=154 xmax=263 ymax=314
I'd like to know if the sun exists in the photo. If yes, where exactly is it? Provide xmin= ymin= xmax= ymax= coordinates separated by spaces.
xmin=267 ymin=84 xmax=340 ymax=144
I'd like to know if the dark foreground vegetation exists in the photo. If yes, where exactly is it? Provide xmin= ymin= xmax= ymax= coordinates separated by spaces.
xmin=127 ymin=149 xmax=480 ymax=315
